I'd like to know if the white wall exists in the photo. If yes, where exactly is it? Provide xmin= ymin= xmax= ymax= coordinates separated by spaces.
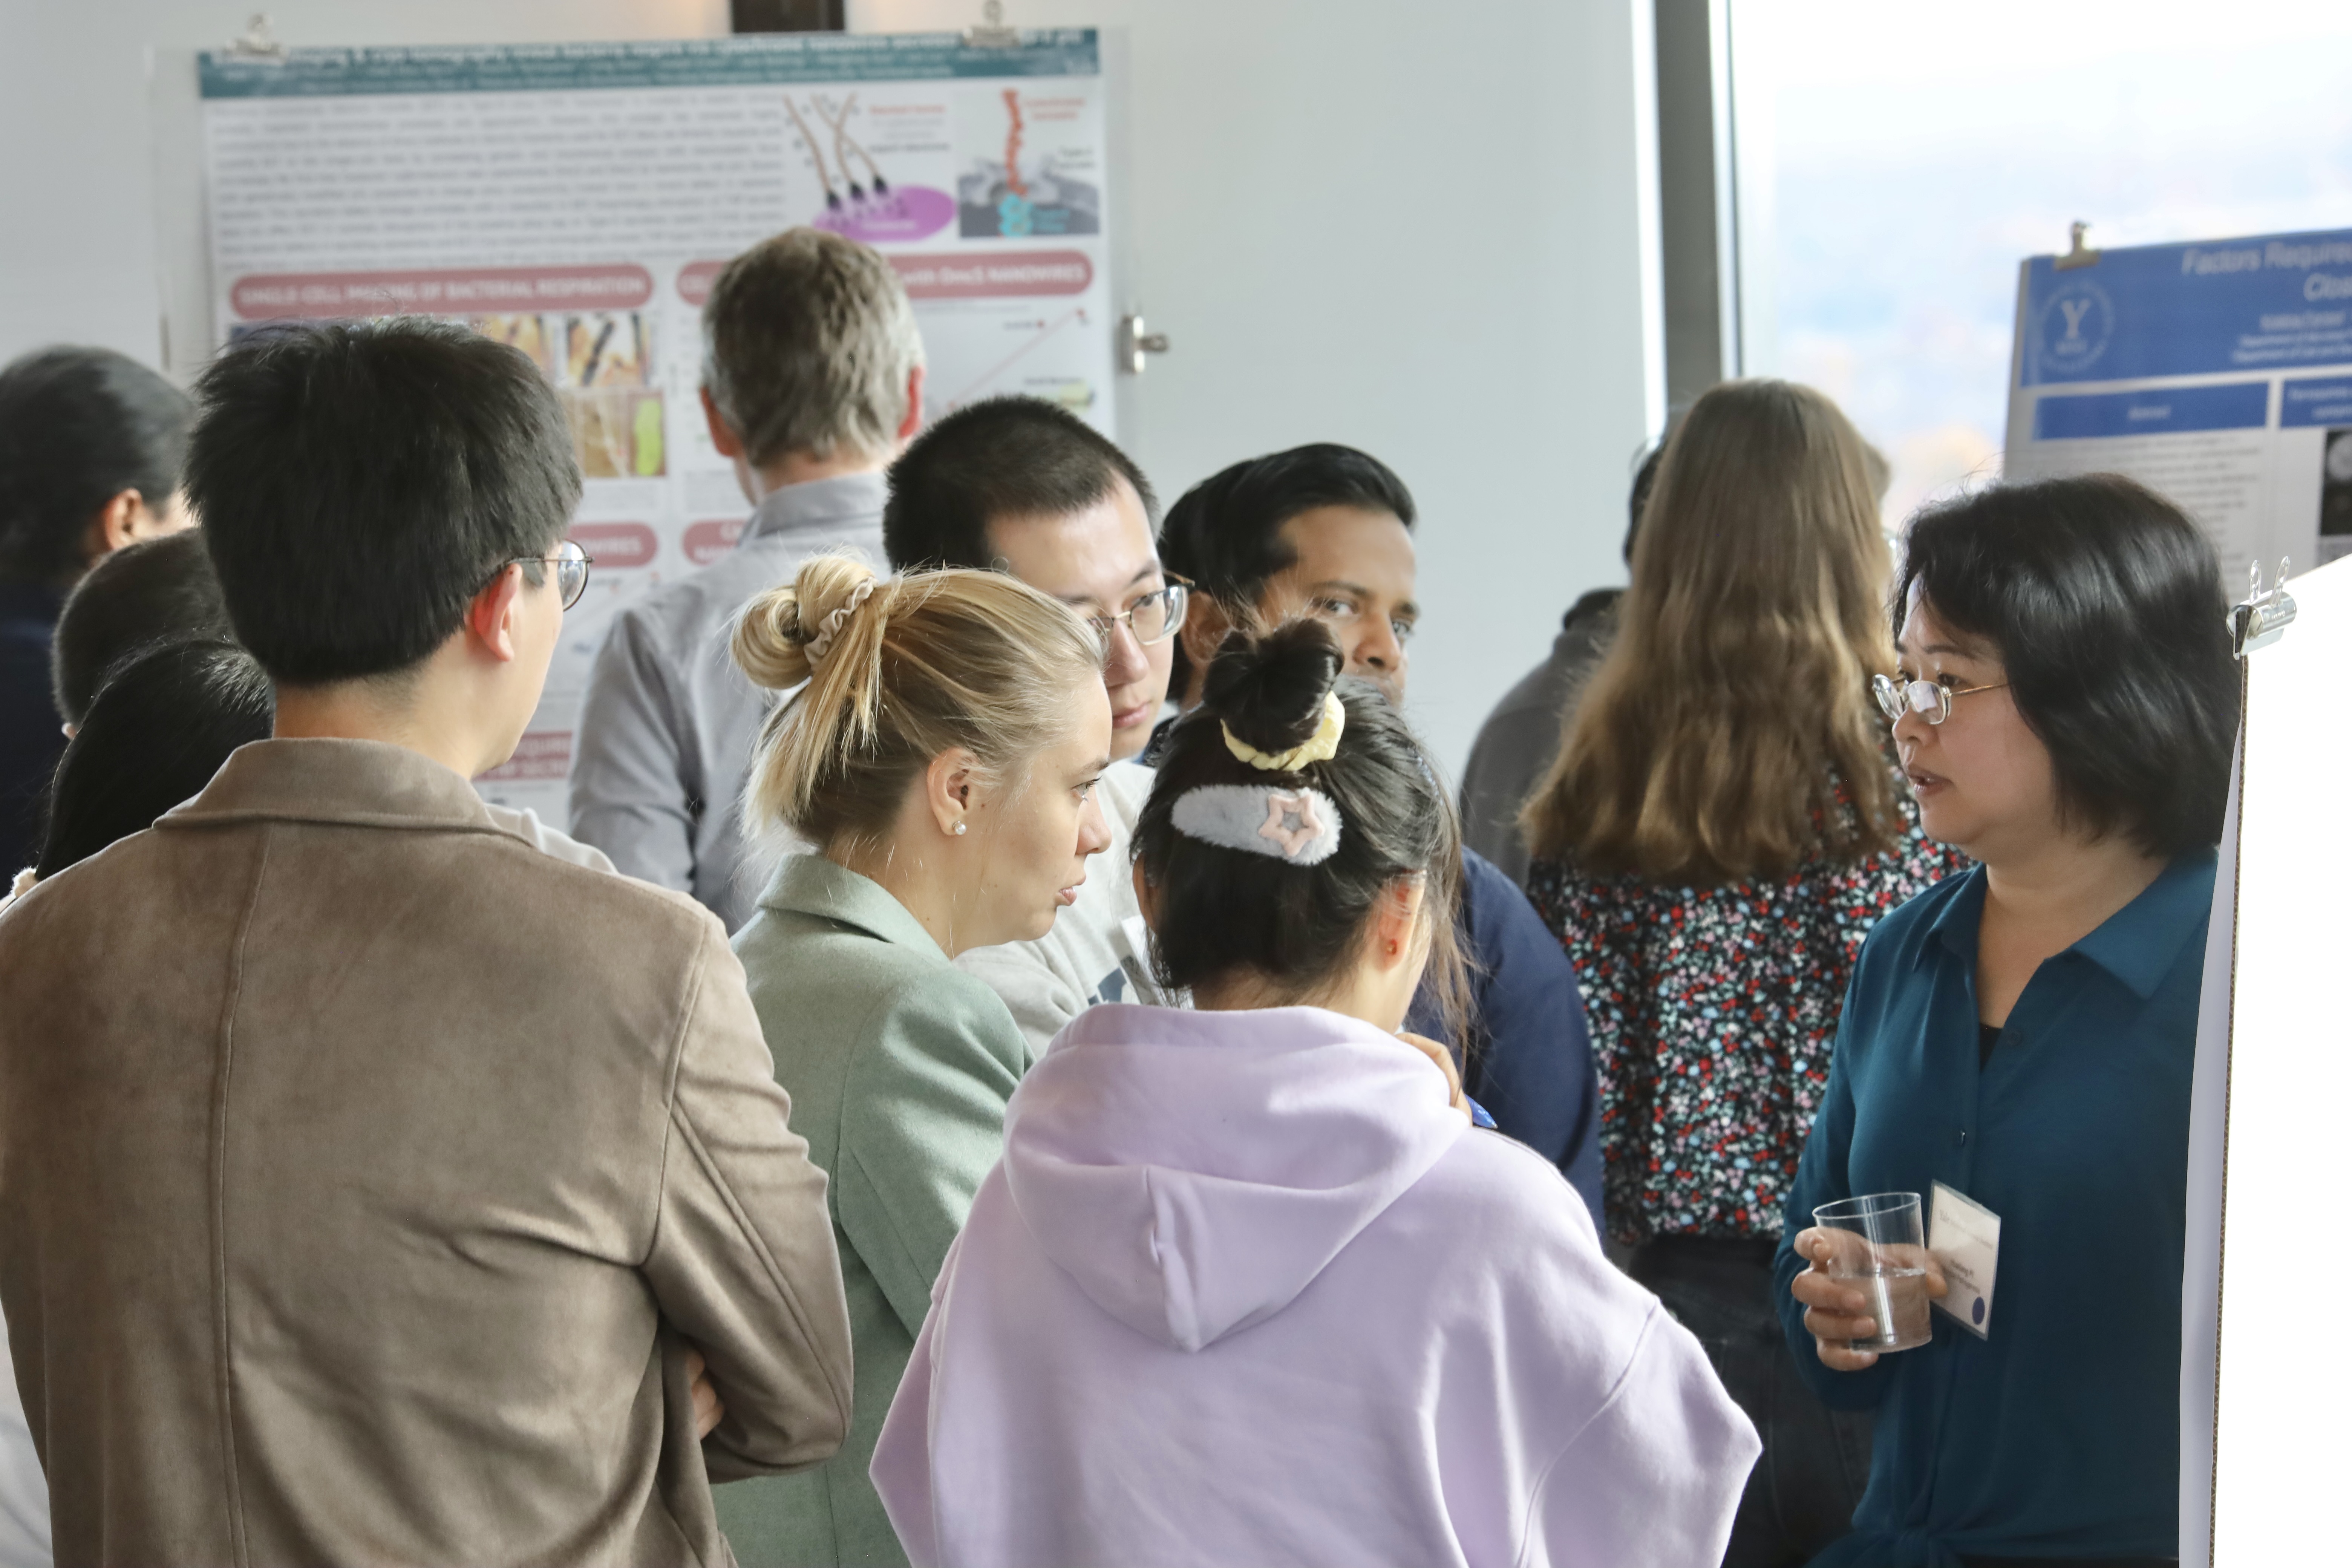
xmin=861 ymin=0 xmax=1665 ymax=775
xmin=2 ymin=0 xmax=1661 ymax=778
xmin=0 ymin=0 xmax=725 ymax=364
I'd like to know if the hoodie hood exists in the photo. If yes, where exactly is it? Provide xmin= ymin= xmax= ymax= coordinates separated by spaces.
xmin=1001 ymin=1003 xmax=1466 ymax=1353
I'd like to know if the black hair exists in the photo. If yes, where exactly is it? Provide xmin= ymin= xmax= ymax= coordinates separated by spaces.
xmin=882 ymin=395 xmax=1156 ymax=571
xmin=1897 ymin=473 xmax=2239 ymax=857
xmin=0 ymin=346 xmax=193 ymax=586
xmin=186 ymin=320 xmax=581 ymax=686
xmin=50 ymin=529 xmax=231 ymax=726
xmin=1624 ymin=441 xmax=1664 ymax=566
xmin=1158 ymin=444 xmax=1416 ymax=693
xmin=36 ymin=640 xmax=274 ymax=879
xmin=1134 ymin=619 xmax=1466 ymax=1031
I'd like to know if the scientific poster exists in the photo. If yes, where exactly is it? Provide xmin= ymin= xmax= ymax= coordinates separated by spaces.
xmin=2003 ymin=228 xmax=2352 ymax=586
xmin=196 ymin=32 xmax=1117 ymax=822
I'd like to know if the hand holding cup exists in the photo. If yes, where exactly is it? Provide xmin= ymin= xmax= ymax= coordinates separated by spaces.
xmin=1790 ymin=1199 xmax=1948 ymax=1370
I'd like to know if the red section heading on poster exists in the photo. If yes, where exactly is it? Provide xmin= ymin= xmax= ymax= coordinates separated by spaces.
xmin=230 ymin=266 xmax=655 ymax=320
xmin=676 ymin=251 xmax=1092 ymax=307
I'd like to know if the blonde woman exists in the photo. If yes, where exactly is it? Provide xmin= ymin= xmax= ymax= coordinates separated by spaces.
xmin=1520 ymin=380 xmax=1966 ymax=1568
xmin=714 ymin=555 xmax=1111 ymax=1568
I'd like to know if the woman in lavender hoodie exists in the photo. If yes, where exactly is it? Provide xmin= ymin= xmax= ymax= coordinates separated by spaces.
xmin=872 ymin=621 xmax=1759 ymax=1568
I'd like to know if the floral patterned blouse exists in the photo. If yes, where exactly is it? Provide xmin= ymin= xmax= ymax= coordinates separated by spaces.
xmin=1524 ymin=778 xmax=1969 ymax=1246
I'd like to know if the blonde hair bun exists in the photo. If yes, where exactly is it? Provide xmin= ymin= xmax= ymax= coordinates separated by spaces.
xmin=733 ymin=552 xmax=884 ymax=692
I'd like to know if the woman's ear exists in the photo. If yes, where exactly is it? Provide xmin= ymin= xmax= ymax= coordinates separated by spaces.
xmin=1369 ymin=874 xmax=1429 ymax=971
xmin=924 ymin=746 xmax=982 ymax=838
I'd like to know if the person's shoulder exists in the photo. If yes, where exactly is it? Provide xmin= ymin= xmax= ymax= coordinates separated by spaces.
xmin=1385 ymin=1131 xmax=1656 ymax=1359
xmin=481 ymin=802 xmax=618 ymax=873
xmin=470 ymin=826 xmax=726 ymax=951
xmin=742 ymin=909 xmax=1019 ymax=1043
xmin=600 ymin=545 xmax=763 ymax=657
xmin=1854 ymin=860 xmax=1975 ymax=966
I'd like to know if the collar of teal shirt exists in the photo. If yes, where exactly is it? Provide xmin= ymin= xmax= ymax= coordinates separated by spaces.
xmin=757 ymin=851 xmax=949 ymax=961
xmin=1913 ymin=847 xmax=2219 ymax=1001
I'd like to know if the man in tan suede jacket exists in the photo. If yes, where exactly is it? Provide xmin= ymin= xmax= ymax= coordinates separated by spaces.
xmin=0 ymin=320 xmax=853 ymax=1566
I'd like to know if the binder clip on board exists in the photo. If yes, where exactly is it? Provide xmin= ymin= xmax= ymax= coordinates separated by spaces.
xmin=966 ymin=0 xmax=1019 ymax=48
xmin=2054 ymin=220 xmax=2101 ymax=272
xmin=2229 ymin=559 xmax=2297 ymax=658
xmin=226 ymin=13 xmax=287 ymax=62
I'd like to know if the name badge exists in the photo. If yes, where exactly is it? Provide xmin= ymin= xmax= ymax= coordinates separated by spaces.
xmin=1930 ymin=1181 xmax=2001 ymax=1339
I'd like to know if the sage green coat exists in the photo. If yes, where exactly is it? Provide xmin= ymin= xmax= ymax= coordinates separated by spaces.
xmin=718 ymin=855 xmax=1035 ymax=1568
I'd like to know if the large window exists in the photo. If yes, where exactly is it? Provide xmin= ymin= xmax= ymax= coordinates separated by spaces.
xmin=1741 ymin=1 xmax=2352 ymax=520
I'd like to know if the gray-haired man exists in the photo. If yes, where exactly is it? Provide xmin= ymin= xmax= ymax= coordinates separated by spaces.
xmin=571 ymin=228 xmax=924 ymax=929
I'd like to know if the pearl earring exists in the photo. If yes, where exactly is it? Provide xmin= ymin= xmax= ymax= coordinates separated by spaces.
xmin=953 ymin=822 xmax=968 ymax=836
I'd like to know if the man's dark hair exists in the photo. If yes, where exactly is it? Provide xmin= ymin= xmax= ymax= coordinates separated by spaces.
xmin=0 ymin=346 xmax=193 ymax=586
xmin=1897 ymin=473 xmax=2239 ymax=857
xmin=37 ymin=640 xmax=273 ymax=880
xmin=187 ymin=320 xmax=580 ymax=685
xmin=1624 ymin=442 xmax=1664 ymax=566
xmin=51 ymin=529 xmax=232 ymax=726
xmin=882 ymin=396 xmax=1155 ymax=571
xmin=1158 ymin=443 xmax=1416 ymax=693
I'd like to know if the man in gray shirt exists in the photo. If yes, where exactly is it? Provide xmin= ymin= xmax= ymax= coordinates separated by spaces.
xmin=570 ymin=230 xmax=924 ymax=929
xmin=1457 ymin=443 xmax=1657 ymax=886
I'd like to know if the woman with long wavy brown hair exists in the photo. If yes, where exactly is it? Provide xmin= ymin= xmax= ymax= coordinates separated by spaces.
xmin=1521 ymin=379 xmax=1966 ymax=1568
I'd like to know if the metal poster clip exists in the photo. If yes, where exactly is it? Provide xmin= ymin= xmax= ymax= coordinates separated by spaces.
xmin=2229 ymin=558 xmax=2298 ymax=658
xmin=1117 ymin=314 xmax=1172 ymax=375
xmin=225 ymin=14 xmax=288 ymax=62
xmin=965 ymin=0 xmax=1020 ymax=49
xmin=2053 ymin=220 xmax=2101 ymax=272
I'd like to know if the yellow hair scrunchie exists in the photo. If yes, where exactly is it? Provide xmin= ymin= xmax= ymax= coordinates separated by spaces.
xmin=1221 ymin=691 xmax=1346 ymax=772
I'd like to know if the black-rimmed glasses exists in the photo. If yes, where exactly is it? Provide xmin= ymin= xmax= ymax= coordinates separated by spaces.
xmin=506 ymin=539 xmax=594 ymax=610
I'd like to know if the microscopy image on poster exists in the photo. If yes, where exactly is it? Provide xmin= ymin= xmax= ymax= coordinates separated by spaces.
xmin=957 ymin=83 xmax=1103 ymax=239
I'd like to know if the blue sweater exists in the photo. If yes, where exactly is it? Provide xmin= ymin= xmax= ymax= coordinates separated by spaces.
xmin=1409 ymin=847 xmax=1603 ymax=1227
xmin=1773 ymin=852 xmax=2214 ymax=1566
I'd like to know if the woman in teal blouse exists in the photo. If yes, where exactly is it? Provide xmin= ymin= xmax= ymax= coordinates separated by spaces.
xmin=1777 ymin=476 xmax=2239 ymax=1567
xmin=717 ymin=556 xmax=1111 ymax=1568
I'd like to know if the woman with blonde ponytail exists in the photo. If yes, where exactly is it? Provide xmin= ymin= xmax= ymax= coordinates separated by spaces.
xmin=714 ymin=553 xmax=1112 ymax=1568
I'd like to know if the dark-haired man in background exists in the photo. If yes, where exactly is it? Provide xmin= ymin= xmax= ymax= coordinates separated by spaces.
xmin=0 ymin=345 xmax=193 ymax=875
xmin=0 ymin=319 xmax=851 ymax=1565
xmin=881 ymin=394 xmax=1181 ymax=1047
xmin=1161 ymin=443 xmax=1604 ymax=1225
xmin=1458 ymin=443 xmax=1661 ymax=887
xmin=571 ymin=227 xmax=923 ymax=930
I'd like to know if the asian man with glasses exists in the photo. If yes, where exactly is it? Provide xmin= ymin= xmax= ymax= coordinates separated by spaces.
xmin=879 ymin=394 xmax=1182 ymax=1050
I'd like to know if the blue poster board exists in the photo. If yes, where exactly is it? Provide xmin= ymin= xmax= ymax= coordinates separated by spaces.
xmin=2006 ymin=228 xmax=2352 ymax=578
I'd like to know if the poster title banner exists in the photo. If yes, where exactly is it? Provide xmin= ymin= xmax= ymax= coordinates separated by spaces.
xmin=2021 ymin=227 xmax=2352 ymax=387
xmin=199 ymin=31 xmax=1100 ymax=99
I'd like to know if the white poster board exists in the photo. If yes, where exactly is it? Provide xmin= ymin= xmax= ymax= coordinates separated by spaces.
xmin=192 ymin=32 xmax=1119 ymax=822
xmin=2003 ymin=229 xmax=2352 ymax=584
xmin=2180 ymin=554 xmax=2349 ymax=1566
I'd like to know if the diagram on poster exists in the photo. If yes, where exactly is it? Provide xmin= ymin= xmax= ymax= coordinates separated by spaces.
xmin=2003 ymin=228 xmax=2352 ymax=583
xmin=194 ymin=32 xmax=1117 ymax=825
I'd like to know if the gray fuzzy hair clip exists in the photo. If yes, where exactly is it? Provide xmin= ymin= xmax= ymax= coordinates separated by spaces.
xmin=1170 ymin=784 xmax=1343 ymax=865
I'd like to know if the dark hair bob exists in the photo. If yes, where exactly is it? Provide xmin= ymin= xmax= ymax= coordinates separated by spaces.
xmin=1896 ymin=473 xmax=2239 ymax=857
xmin=0 ymin=346 xmax=193 ymax=585
xmin=38 ymin=639 xmax=273 ymax=879
xmin=1133 ymin=619 xmax=1467 ymax=1032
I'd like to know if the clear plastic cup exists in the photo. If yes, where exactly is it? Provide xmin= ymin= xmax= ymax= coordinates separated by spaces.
xmin=1811 ymin=1191 xmax=1932 ymax=1353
